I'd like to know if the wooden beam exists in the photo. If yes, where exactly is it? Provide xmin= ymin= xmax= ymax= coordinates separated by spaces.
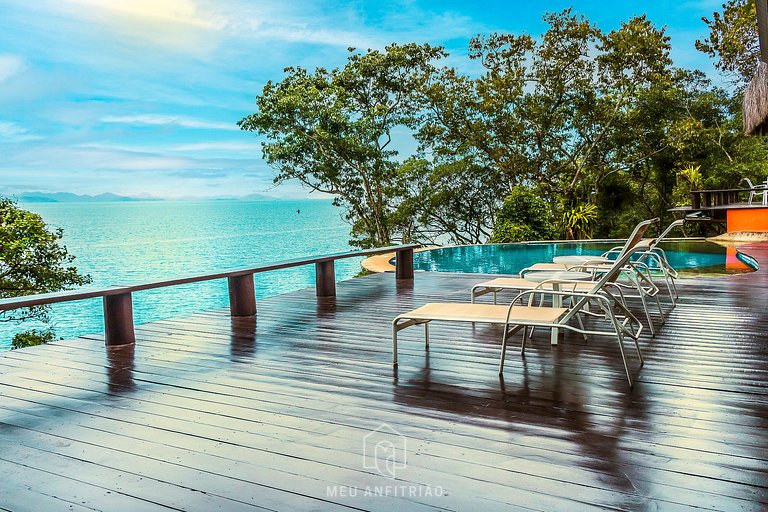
xmin=315 ymin=261 xmax=336 ymax=297
xmin=758 ymin=0 xmax=768 ymax=63
xmin=102 ymin=293 xmax=136 ymax=346
xmin=0 ymin=286 xmax=129 ymax=311
xmin=227 ymin=274 xmax=256 ymax=317
xmin=396 ymin=248 xmax=414 ymax=280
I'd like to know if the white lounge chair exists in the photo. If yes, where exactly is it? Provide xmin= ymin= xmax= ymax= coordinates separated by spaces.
xmin=471 ymin=218 xmax=664 ymax=334
xmin=740 ymin=177 xmax=768 ymax=205
xmin=392 ymin=235 xmax=650 ymax=388
xmin=596 ymin=219 xmax=684 ymax=305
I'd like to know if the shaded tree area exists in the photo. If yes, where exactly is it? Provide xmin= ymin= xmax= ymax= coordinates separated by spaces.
xmin=0 ymin=198 xmax=91 ymax=348
xmin=241 ymin=7 xmax=768 ymax=247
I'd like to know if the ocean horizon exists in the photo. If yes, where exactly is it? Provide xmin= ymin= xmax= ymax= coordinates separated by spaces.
xmin=0 ymin=199 xmax=358 ymax=350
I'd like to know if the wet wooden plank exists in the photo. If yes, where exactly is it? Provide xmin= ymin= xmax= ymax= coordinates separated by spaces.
xmin=1 ymin=242 xmax=767 ymax=511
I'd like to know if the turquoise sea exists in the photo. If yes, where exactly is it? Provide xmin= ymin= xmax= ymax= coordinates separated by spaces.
xmin=1 ymin=200 xmax=357 ymax=350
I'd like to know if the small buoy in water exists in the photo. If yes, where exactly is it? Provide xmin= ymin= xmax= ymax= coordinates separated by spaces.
xmin=297 ymin=209 xmax=301 ymax=214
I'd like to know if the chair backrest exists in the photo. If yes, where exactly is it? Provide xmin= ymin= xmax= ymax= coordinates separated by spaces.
xmin=614 ymin=217 xmax=660 ymax=258
xmin=741 ymin=177 xmax=755 ymax=189
xmin=563 ymin=218 xmax=658 ymax=317
xmin=560 ymin=234 xmax=659 ymax=323
xmin=649 ymin=219 xmax=684 ymax=250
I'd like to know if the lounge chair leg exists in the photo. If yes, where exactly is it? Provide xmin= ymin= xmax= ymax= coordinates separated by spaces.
xmin=654 ymin=294 xmax=665 ymax=324
xmin=392 ymin=320 xmax=399 ymax=366
xmin=526 ymin=293 xmax=539 ymax=338
xmin=636 ymin=280 xmax=655 ymax=336
xmin=576 ymin=310 xmax=588 ymax=342
xmin=520 ymin=326 xmax=531 ymax=357
xmin=664 ymin=275 xmax=676 ymax=306
xmin=499 ymin=327 xmax=510 ymax=374
xmin=615 ymin=328 xmax=633 ymax=389
xmin=633 ymin=335 xmax=644 ymax=365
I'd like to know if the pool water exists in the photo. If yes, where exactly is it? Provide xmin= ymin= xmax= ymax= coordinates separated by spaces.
xmin=411 ymin=240 xmax=757 ymax=276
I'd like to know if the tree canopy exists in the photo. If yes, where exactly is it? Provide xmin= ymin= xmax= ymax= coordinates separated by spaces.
xmin=696 ymin=0 xmax=759 ymax=87
xmin=0 ymin=198 xmax=91 ymax=345
xmin=239 ymin=43 xmax=446 ymax=248
xmin=241 ymin=7 xmax=768 ymax=246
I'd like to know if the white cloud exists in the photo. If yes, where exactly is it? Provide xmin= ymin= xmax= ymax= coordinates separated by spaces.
xmin=0 ymin=54 xmax=25 ymax=82
xmin=0 ymin=121 xmax=41 ymax=142
xmin=219 ymin=3 xmax=478 ymax=49
xmin=101 ymin=114 xmax=238 ymax=131
xmin=170 ymin=141 xmax=257 ymax=152
xmin=60 ymin=0 xmax=223 ymax=29
xmin=254 ymin=25 xmax=380 ymax=48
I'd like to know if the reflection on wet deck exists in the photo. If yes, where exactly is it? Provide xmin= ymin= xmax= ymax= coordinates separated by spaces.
xmin=1 ymin=244 xmax=767 ymax=511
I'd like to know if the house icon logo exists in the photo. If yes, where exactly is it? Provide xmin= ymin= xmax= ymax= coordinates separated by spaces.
xmin=362 ymin=423 xmax=407 ymax=479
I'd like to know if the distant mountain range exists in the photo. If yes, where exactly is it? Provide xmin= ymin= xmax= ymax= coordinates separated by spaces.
xmin=16 ymin=191 xmax=152 ymax=203
xmin=12 ymin=191 xmax=282 ymax=203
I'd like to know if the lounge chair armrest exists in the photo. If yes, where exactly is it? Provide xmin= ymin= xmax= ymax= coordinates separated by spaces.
xmin=600 ymin=247 xmax=624 ymax=258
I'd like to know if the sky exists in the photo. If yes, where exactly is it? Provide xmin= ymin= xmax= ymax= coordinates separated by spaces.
xmin=0 ymin=0 xmax=730 ymax=199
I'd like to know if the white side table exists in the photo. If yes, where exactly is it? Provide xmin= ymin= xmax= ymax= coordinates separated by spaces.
xmin=523 ymin=270 xmax=594 ymax=346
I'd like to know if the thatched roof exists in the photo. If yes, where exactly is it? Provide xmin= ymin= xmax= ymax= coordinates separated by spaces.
xmin=745 ymin=0 xmax=768 ymax=135
xmin=744 ymin=61 xmax=768 ymax=135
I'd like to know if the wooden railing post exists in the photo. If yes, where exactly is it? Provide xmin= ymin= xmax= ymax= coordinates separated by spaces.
xmin=103 ymin=292 xmax=135 ymax=346
xmin=396 ymin=248 xmax=414 ymax=280
xmin=691 ymin=191 xmax=700 ymax=209
xmin=0 ymin=245 xmax=421 ymax=342
xmin=315 ymin=261 xmax=336 ymax=297
xmin=228 ymin=274 xmax=256 ymax=316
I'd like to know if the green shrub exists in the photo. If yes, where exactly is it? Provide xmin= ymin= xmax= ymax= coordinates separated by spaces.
xmin=12 ymin=328 xmax=57 ymax=349
xmin=490 ymin=188 xmax=556 ymax=242
xmin=562 ymin=204 xmax=599 ymax=240
xmin=672 ymin=165 xmax=704 ymax=207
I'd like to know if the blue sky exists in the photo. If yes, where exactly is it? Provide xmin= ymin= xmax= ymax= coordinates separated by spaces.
xmin=0 ymin=0 xmax=728 ymax=199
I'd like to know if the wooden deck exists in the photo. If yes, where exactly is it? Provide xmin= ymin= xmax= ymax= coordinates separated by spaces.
xmin=1 ymin=244 xmax=768 ymax=511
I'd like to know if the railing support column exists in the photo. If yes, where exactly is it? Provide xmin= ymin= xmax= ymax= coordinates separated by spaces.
xmin=315 ymin=261 xmax=336 ymax=297
xmin=103 ymin=293 xmax=135 ymax=346
xmin=396 ymin=248 xmax=414 ymax=280
xmin=228 ymin=274 xmax=257 ymax=316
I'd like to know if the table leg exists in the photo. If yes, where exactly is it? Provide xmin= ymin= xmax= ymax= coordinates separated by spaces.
xmin=551 ymin=284 xmax=561 ymax=345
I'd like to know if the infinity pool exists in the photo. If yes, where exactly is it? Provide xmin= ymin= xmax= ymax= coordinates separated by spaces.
xmin=411 ymin=240 xmax=757 ymax=275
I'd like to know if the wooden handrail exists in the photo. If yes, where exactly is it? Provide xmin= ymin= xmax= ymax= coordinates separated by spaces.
xmin=125 ymin=245 xmax=418 ymax=292
xmin=690 ymin=187 xmax=765 ymax=194
xmin=0 ymin=243 xmax=419 ymax=346
xmin=0 ymin=286 xmax=131 ymax=310
xmin=689 ymin=187 xmax=764 ymax=209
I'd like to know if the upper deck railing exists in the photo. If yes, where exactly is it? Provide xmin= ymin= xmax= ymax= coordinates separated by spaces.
xmin=689 ymin=186 xmax=768 ymax=209
xmin=0 ymin=244 xmax=419 ymax=347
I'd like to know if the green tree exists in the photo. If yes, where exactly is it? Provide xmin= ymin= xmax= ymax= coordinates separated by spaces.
xmin=490 ymin=187 xmax=556 ymax=243
xmin=696 ymin=0 xmax=758 ymax=87
xmin=396 ymin=157 xmax=505 ymax=245
xmin=12 ymin=328 xmax=56 ymax=350
xmin=0 ymin=198 xmax=91 ymax=347
xmin=239 ymin=43 xmax=446 ymax=248
xmin=239 ymin=7 xmax=768 ymax=244
xmin=418 ymin=10 xmax=676 ymax=213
